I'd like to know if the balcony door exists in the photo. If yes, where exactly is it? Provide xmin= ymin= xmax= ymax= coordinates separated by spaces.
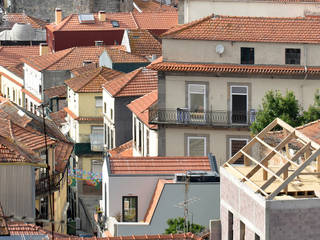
xmin=188 ymin=84 xmax=206 ymax=122
xmin=231 ymin=86 xmax=248 ymax=124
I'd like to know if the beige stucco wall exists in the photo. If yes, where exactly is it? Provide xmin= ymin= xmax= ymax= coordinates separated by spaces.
xmin=183 ymin=0 xmax=320 ymax=23
xmin=165 ymin=74 xmax=320 ymax=111
xmin=163 ymin=39 xmax=320 ymax=66
xmin=78 ymin=92 xmax=103 ymax=117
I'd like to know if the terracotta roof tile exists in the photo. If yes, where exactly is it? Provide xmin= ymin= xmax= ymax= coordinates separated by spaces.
xmin=0 ymin=202 xmax=9 ymax=236
xmin=64 ymin=107 xmax=103 ymax=123
xmin=65 ymin=66 xmax=124 ymax=93
xmin=134 ymin=11 xmax=178 ymax=30
xmin=127 ymin=29 xmax=161 ymax=57
xmin=103 ymin=67 xmax=157 ymax=97
xmin=109 ymin=140 xmax=133 ymax=157
xmin=162 ymin=14 xmax=320 ymax=43
xmin=5 ymin=62 xmax=24 ymax=79
xmin=71 ymin=62 xmax=98 ymax=76
xmin=4 ymin=13 xmax=48 ymax=29
xmin=134 ymin=0 xmax=177 ymax=12
xmin=148 ymin=59 xmax=320 ymax=75
xmin=44 ymin=85 xmax=67 ymax=99
xmin=296 ymin=119 xmax=320 ymax=145
xmin=0 ymin=46 xmax=39 ymax=67
xmin=106 ymin=48 xmax=149 ymax=63
xmin=49 ymin=109 xmax=67 ymax=127
xmin=109 ymin=156 xmax=212 ymax=175
xmin=127 ymin=90 xmax=158 ymax=129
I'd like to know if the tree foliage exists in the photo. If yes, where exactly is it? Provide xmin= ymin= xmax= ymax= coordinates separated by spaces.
xmin=250 ymin=90 xmax=302 ymax=134
xmin=165 ymin=217 xmax=205 ymax=234
xmin=302 ymin=89 xmax=320 ymax=123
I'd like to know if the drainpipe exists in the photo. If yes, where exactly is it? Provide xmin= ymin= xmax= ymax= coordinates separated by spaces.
xmin=301 ymin=44 xmax=308 ymax=109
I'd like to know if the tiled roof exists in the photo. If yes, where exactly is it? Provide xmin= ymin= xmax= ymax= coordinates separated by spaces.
xmin=22 ymin=88 xmax=42 ymax=103
xmin=47 ymin=12 xmax=178 ymax=32
xmin=109 ymin=140 xmax=133 ymax=157
xmin=148 ymin=60 xmax=320 ymax=75
xmin=108 ymin=156 xmax=211 ymax=175
xmin=106 ymin=48 xmax=149 ymax=63
xmin=134 ymin=0 xmax=177 ymax=12
xmin=4 ymin=13 xmax=48 ymax=29
xmin=0 ymin=46 xmax=39 ymax=67
xmin=71 ymin=62 xmax=98 ymax=76
xmin=103 ymin=67 xmax=157 ymax=97
xmin=64 ymin=107 xmax=103 ymax=123
xmin=162 ymin=14 xmax=320 ymax=43
xmin=0 ymin=202 xmax=9 ymax=236
xmin=127 ymin=29 xmax=161 ymax=57
xmin=49 ymin=109 xmax=67 ymax=127
xmin=65 ymin=66 xmax=123 ymax=93
xmin=44 ymin=85 xmax=67 ymax=99
xmin=144 ymin=179 xmax=174 ymax=223
xmin=127 ymin=90 xmax=158 ymax=129
xmin=5 ymin=62 xmax=24 ymax=79
xmin=296 ymin=119 xmax=320 ymax=145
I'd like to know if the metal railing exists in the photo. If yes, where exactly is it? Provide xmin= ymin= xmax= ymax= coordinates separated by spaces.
xmin=149 ymin=108 xmax=256 ymax=127
xmin=35 ymin=173 xmax=61 ymax=196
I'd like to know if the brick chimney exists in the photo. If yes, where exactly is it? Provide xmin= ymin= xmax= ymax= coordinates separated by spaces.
xmin=98 ymin=11 xmax=106 ymax=21
xmin=55 ymin=8 xmax=62 ymax=25
xmin=39 ymin=43 xmax=49 ymax=56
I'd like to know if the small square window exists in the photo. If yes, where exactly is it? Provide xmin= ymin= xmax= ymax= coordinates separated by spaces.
xmin=241 ymin=47 xmax=254 ymax=64
xmin=187 ymin=136 xmax=206 ymax=156
xmin=95 ymin=96 xmax=103 ymax=107
xmin=285 ymin=48 xmax=300 ymax=65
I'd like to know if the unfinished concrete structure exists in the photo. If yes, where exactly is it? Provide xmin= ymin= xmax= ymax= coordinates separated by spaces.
xmin=220 ymin=118 xmax=320 ymax=240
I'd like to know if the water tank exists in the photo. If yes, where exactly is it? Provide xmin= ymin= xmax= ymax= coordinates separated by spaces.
xmin=10 ymin=23 xmax=34 ymax=41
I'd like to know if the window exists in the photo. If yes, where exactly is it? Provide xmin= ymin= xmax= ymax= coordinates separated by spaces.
xmin=230 ymin=138 xmax=248 ymax=164
xmin=228 ymin=211 xmax=233 ymax=240
xmin=91 ymin=160 xmax=103 ymax=174
xmin=231 ymin=86 xmax=248 ymax=124
xmin=107 ymin=126 xmax=110 ymax=149
xmin=241 ymin=47 xmax=254 ymax=64
xmin=138 ymin=122 xmax=142 ymax=152
xmin=95 ymin=96 xmax=103 ymax=107
xmin=12 ymin=89 xmax=15 ymax=102
xmin=7 ymin=87 xmax=9 ymax=98
xmin=104 ymin=123 xmax=107 ymax=145
xmin=18 ymin=98 xmax=21 ymax=106
xmin=111 ymin=20 xmax=120 ymax=28
xmin=39 ymin=84 xmax=42 ymax=94
xmin=40 ymin=197 xmax=49 ymax=219
xmin=285 ymin=48 xmax=300 ymax=65
xmin=30 ymin=102 xmax=33 ymax=113
xmin=104 ymin=102 xmax=106 ymax=114
xmin=187 ymin=136 xmax=206 ymax=156
xmin=110 ymin=129 xmax=114 ymax=149
xmin=25 ymin=98 xmax=28 ymax=109
xmin=240 ymin=221 xmax=245 ymax=240
xmin=188 ymin=84 xmax=206 ymax=112
xmin=122 ymin=196 xmax=137 ymax=222
xmin=255 ymin=234 xmax=260 ymax=240
xmin=146 ymin=130 xmax=150 ymax=156
xmin=133 ymin=117 xmax=136 ymax=147
xmin=110 ymin=108 xmax=113 ymax=120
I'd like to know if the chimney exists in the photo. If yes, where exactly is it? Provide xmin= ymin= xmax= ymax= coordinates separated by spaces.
xmin=39 ymin=43 xmax=49 ymax=56
xmin=55 ymin=8 xmax=62 ymax=25
xmin=95 ymin=40 xmax=104 ymax=46
xmin=98 ymin=11 xmax=106 ymax=21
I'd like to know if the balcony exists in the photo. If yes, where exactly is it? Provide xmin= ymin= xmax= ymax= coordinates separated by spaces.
xmin=149 ymin=108 xmax=256 ymax=127
xmin=35 ymin=173 xmax=61 ymax=196
xmin=90 ymin=133 xmax=104 ymax=152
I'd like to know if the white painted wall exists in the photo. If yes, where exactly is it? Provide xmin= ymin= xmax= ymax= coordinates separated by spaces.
xmin=24 ymin=64 xmax=42 ymax=100
xmin=67 ymin=87 xmax=79 ymax=117
xmin=121 ymin=30 xmax=131 ymax=53
xmin=183 ymin=0 xmax=320 ymax=23
xmin=103 ymin=88 xmax=115 ymax=149
xmin=99 ymin=51 xmax=113 ymax=69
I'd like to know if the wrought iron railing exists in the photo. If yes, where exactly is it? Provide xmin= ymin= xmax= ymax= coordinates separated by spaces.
xmin=35 ymin=173 xmax=61 ymax=196
xmin=149 ymin=108 xmax=256 ymax=127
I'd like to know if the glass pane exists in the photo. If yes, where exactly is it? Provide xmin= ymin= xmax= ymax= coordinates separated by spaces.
xmin=190 ymin=93 xmax=205 ymax=112
xmin=123 ymin=197 xmax=137 ymax=222
xmin=92 ymin=160 xmax=102 ymax=174
xmin=231 ymin=140 xmax=247 ymax=164
xmin=189 ymin=138 xmax=205 ymax=156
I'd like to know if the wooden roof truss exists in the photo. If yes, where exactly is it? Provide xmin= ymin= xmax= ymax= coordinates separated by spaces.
xmin=224 ymin=118 xmax=320 ymax=200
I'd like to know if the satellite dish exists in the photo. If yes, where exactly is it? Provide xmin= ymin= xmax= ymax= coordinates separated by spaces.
xmin=216 ymin=44 xmax=224 ymax=55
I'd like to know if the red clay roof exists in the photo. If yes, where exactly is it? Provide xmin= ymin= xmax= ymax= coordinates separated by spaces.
xmin=162 ymin=14 xmax=320 ymax=43
xmin=144 ymin=179 xmax=174 ymax=223
xmin=49 ymin=109 xmax=67 ymax=127
xmin=0 ymin=46 xmax=39 ymax=67
xmin=0 ymin=202 xmax=9 ymax=236
xmin=134 ymin=0 xmax=177 ymax=12
xmin=106 ymin=48 xmax=149 ymax=63
xmin=44 ymin=85 xmax=67 ymax=99
xmin=108 ymin=156 xmax=211 ymax=175
xmin=127 ymin=29 xmax=162 ymax=57
xmin=127 ymin=90 xmax=158 ymax=129
xmin=296 ymin=119 xmax=320 ymax=145
xmin=5 ymin=62 xmax=24 ymax=79
xmin=71 ymin=62 xmax=98 ymax=76
xmin=4 ymin=13 xmax=48 ymax=29
xmin=103 ymin=67 xmax=157 ymax=97
xmin=109 ymin=140 xmax=133 ymax=157
xmin=64 ymin=107 xmax=103 ymax=123
xmin=134 ymin=11 xmax=178 ymax=30
xmin=65 ymin=66 xmax=123 ymax=93
xmin=148 ymin=59 xmax=320 ymax=75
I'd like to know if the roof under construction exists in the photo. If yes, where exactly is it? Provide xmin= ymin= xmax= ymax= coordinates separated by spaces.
xmin=224 ymin=118 xmax=320 ymax=200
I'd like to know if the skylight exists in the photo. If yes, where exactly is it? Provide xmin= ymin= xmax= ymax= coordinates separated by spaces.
xmin=111 ymin=20 xmax=120 ymax=28
xmin=78 ymin=14 xmax=95 ymax=24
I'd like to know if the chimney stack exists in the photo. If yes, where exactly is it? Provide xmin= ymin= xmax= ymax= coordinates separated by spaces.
xmin=39 ymin=43 xmax=49 ymax=56
xmin=55 ymin=8 xmax=62 ymax=25
xmin=98 ymin=11 xmax=106 ymax=21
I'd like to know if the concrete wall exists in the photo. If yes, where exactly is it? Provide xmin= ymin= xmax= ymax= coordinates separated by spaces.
xmin=220 ymin=167 xmax=266 ymax=240
xmin=115 ymin=182 xmax=220 ymax=236
xmin=0 ymin=165 xmax=35 ymax=218
xmin=163 ymin=39 xmax=320 ymax=67
xmin=181 ymin=0 xmax=320 ymax=23
xmin=24 ymin=64 xmax=42 ymax=100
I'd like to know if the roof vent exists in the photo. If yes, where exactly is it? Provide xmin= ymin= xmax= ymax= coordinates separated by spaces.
xmin=83 ymin=60 xmax=93 ymax=66
xmin=78 ymin=14 xmax=95 ymax=24
xmin=95 ymin=40 xmax=104 ymax=46
xmin=111 ymin=20 xmax=119 ymax=28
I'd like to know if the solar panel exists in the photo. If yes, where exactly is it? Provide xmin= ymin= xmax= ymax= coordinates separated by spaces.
xmin=111 ymin=20 xmax=119 ymax=28
xmin=78 ymin=14 xmax=95 ymax=24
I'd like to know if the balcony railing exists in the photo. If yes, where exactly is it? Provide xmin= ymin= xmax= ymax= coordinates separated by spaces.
xmin=90 ymin=133 xmax=104 ymax=152
xmin=35 ymin=173 xmax=61 ymax=196
xmin=149 ymin=108 xmax=256 ymax=127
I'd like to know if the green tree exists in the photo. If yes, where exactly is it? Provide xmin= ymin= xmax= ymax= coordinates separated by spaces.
xmin=250 ymin=90 xmax=302 ymax=134
xmin=165 ymin=217 xmax=205 ymax=234
xmin=302 ymin=89 xmax=320 ymax=123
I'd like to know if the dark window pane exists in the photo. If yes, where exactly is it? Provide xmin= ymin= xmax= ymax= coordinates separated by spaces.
xmin=285 ymin=48 xmax=300 ymax=65
xmin=241 ymin=47 xmax=254 ymax=64
xmin=122 ymin=196 xmax=137 ymax=222
xmin=231 ymin=139 xmax=247 ymax=164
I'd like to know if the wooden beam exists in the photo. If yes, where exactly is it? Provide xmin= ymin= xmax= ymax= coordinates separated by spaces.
xmin=225 ymin=163 xmax=268 ymax=197
xmin=267 ymin=147 xmax=320 ymax=200
xmin=241 ymin=150 xmax=283 ymax=182
xmin=259 ymin=162 xmax=290 ymax=191
xmin=256 ymin=118 xmax=279 ymax=139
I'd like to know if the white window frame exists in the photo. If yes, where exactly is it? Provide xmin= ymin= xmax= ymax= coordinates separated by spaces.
xmin=188 ymin=84 xmax=206 ymax=112
xmin=95 ymin=96 xmax=103 ymax=108
xmin=229 ymin=138 xmax=248 ymax=165
xmin=187 ymin=136 xmax=206 ymax=156
xmin=230 ymin=85 xmax=248 ymax=125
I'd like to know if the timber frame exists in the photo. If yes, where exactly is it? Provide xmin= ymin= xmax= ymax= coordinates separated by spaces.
xmin=224 ymin=118 xmax=320 ymax=200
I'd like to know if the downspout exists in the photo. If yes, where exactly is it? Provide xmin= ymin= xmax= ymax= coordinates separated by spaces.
xmin=301 ymin=44 xmax=308 ymax=108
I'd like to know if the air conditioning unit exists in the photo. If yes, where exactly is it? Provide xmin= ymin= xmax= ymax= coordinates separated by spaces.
xmin=174 ymin=171 xmax=219 ymax=183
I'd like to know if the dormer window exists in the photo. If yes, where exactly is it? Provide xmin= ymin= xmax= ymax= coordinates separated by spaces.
xmin=241 ymin=47 xmax=254 ymax=64
xmin=285 ymin=49 xmax=300 ymax=65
